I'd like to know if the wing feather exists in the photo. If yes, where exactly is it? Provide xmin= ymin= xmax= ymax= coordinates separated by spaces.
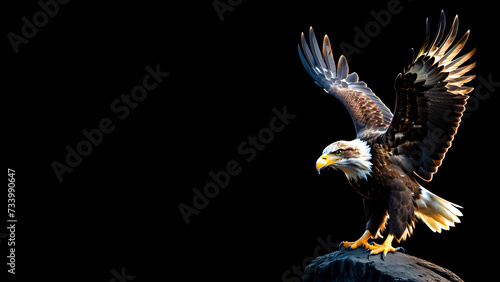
xmin=337 ymin=55 xmax=349 ymax=80
xmin=384 ymin=11 xmax=475 ymax=181
xmin=298 ymin=27 xmax=393 ymax=139
xmin=322 ymin=35 xmax=336 ymax=76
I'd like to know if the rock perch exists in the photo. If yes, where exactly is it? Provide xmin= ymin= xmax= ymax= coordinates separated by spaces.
xmin=303 ymin=247 xmax=463 ymax=281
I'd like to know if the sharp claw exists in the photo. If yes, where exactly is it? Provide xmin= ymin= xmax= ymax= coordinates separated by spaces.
xmin=381 ymin=253 xmax=386 ymax=261
xmin=396 ymin=247 xmax=405 ymax=253
xmin=338 ymin=242 xmax=343 ymax=250
xmin=348 ymin=245 xmax=352 ymax=250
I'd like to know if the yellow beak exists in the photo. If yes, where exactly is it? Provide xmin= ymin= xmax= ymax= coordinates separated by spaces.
xmin=316 ymin=153 xmax=341 ymax=174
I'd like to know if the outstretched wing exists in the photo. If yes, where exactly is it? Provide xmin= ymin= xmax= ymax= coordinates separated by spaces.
xmin=298 ymin=27 xmax=393 ymax=140
xmin=384 ymin=11 xmax=476 ymax=181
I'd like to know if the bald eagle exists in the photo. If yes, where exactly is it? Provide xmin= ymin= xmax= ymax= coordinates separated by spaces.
xmin=298 ymin=11 xmax=475 ymax=258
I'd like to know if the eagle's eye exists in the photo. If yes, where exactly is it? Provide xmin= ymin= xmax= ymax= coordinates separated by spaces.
xmin=333 ymin=149 xmax=344 ymax=156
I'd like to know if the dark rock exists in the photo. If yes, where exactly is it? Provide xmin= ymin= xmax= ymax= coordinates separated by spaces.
xmin=303 ymin=247 xmax=463 ymax=282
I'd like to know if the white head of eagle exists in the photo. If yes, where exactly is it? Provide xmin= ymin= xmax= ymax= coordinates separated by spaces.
xmin=316 ymin=139 xmax=372 ymax=182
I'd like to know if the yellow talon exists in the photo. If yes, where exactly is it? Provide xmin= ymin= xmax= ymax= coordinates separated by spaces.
xmin=340 ymin=230 xmax=372 ymax=250
xmin=365 ymin=235 xmax=405 ymax=258
xmin=341 ymin=231 xmax=404 ymax=259
xmin=364 ymin=242 xmax=382 ymax=251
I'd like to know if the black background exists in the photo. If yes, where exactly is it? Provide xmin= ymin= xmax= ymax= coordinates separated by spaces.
xmin=4 ymin=0 xmax=496 ymax=281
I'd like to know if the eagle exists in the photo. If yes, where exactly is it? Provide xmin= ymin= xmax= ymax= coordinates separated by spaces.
xmin=298 ymin=11 xmax=475 ymax=258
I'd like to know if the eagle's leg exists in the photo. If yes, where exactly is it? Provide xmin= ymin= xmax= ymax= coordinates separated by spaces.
xmin=340 ymin=230 xmax=373 ymax=250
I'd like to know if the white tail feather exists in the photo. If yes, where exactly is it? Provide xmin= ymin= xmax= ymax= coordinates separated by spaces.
xmin=415 ymin=187 xmax=463 ymax=233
